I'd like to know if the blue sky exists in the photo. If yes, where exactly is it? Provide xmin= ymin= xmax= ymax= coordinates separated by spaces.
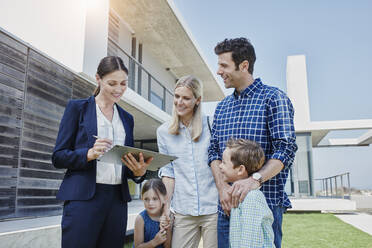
xmin=173 ymin=0 xmax=372 ymax=189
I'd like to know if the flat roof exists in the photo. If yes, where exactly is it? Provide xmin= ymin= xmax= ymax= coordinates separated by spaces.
xmin=110 ymin=0 xmax=225 ymax=102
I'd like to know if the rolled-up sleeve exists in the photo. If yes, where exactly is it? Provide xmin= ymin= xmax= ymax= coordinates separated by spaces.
xmin=208 ymin=109 xmax=222 ymax=165
xmin=157 ymin=127 xmax=175 ymax=178
xmin=267 ymin=91 xmax=298 ymax=169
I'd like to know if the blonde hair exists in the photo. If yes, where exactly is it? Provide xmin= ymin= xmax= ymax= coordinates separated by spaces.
xmin=168 ymin=75 xmax=203 ymax=142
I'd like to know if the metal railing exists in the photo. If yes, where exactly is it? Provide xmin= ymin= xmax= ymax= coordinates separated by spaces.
xmin=108 ymin=37 xmax=173 ymax=114
xmin=314 ymin=172 xmax=351 ymax=199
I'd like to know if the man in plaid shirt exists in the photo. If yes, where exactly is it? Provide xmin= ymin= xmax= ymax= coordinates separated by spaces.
xmin=208 ymin=38 xmax=297 ymax=248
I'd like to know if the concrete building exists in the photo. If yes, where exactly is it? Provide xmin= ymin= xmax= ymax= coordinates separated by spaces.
xmin=1 ymin=0 xmax=370 ymax=222
xmin=285 ymin=55 xmax=372 ymax=197
xmin=0 ymin=0 xmax=224 ymax=220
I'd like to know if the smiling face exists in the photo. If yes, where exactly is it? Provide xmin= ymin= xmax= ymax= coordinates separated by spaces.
xmin=173 ymin=86 xmax=200 ymax=122
xmin=96 ymin=70 xmax=128 ymax=104
xmin=220 ymin=148 xmax=240 ymax=183
xmin=142 ymin=189 xmax=163 ymax=217
xmin=217 ymin=52 xmax=246 ymax=89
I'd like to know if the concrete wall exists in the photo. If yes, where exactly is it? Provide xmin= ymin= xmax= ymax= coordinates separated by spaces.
xmin=82 ymin=0 xmax=110 ymax=78
xmin=286 ymin=55 xmax=311 ymax=129
xmin=0 ymin=0 xmax=87 ymax=72
xmin=142 ymin=45 xmax=176 ymax=91
xmin=351 ymin=195 xmax=372 ymax=209
xmin=117 ymin=14 xmax=133 ymax=57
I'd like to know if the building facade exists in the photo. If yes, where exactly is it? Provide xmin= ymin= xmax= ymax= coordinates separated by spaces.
xmin=0 ymin=0 xmax=224 ymax=220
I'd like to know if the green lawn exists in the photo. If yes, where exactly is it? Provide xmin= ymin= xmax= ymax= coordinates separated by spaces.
xmin=283 ymin=213 xmax=372 ymax=248
xmin=126 ymin=213 xmax=372 ymax=247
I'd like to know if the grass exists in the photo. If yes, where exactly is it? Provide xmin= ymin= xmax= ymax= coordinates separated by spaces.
xmin=124 ymin=242 xmax=133 ymax=248
xmin=125 ymin=213 xmax=372 ymax=247
xmin=282 ymin=213 xmax=372 ymax=248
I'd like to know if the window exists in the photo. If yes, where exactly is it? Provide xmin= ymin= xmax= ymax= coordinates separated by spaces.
xmin=150 ymin=92 xmax=164 ymax=110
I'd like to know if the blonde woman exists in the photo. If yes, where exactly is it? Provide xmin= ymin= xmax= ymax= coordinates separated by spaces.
xmin=157 ymin=75 xmax=218 ymax=247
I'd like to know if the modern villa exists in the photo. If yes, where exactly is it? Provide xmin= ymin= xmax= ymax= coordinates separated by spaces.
xmin=0 ymin=2 xmax=372 ymax=246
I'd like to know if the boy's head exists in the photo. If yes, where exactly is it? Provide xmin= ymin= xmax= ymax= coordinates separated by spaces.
xmin=220 ymin=138 xmax=265 ymax=183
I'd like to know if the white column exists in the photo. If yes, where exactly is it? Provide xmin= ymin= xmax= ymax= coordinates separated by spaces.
xmin=82 ymin=0 xmax=110 ymax=78
xmin=286 ymin=55 xmax=311 ymax=130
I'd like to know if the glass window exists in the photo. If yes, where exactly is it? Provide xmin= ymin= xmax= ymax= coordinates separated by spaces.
xmin=151 ymin=91 xmax=163 ymax=110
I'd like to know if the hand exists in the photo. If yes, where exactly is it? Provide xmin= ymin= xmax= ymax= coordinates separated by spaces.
xmin=219 ymin=184 xmax=232 ymax=216
xmin=160 ymin=213 xmax=171 ymax=231
xmin=152 ymin=228 xmax=167 ymax=246
xmin=121 ymin=152 xmax=153 ymax=177
xmin=228 ymin=177 xmax=260 ymax=208
xmin=159 ymin=197 xmax=171 ymax=230
xmin=87 ymin=138 xmax=112 ymax=161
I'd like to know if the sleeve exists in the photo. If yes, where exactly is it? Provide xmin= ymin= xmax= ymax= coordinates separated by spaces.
xmin=157 ymin=127 xmax=175 ymax=179
xmin=51 ymin=100 xmax=91 ymax=170
xmin=237 ymin=192 xmax=274 ymax=248
xmin=208 ymin=104 xmax=222 ymax=165
xmin=266 ymin=91 xmax=298 ymax=169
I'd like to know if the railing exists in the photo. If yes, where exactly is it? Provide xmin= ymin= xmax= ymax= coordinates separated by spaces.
xmin=314 ymin=172 xmax=351 ymax=199
xmin=108 ymin=37 xmax=173 ymax=114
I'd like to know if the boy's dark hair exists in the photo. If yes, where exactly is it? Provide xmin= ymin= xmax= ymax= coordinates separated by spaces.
xmin=226 ymin=138 xmax=265 ymax=176
xmin=141 ymin=178 xmax=167 ymax=198
xmin=214 ymin=37 xmax=256 ymax=74
xmin=93 ymin=56 xmax=128 ymax=96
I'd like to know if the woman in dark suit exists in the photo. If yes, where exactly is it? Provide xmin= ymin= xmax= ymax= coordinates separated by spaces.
xmin=52 ymin=56 xmax=152 ymax=248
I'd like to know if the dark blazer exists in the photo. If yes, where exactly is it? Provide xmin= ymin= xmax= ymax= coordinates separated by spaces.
xmin=52 ymin=96 xmax=143 ymax=202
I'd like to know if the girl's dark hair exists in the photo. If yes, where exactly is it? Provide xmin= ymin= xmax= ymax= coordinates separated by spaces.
xmin=141 ymin=178 xmax=167 ymax=198
xmin=93 ymin=56 xmax=129 ymax=96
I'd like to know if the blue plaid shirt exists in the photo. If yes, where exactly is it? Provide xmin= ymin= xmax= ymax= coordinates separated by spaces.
xmin=208 ymin=78 xmax=297 ymax=210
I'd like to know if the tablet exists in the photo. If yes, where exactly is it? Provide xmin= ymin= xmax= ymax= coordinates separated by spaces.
xmin=97 ymin=145 xmax=177 ymax=171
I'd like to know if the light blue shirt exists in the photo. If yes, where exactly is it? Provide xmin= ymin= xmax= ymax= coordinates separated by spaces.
xmin=230 ymin=189 xmax=275 ymax=248
xmin=157 ymin=115 xmax=218 ymax=216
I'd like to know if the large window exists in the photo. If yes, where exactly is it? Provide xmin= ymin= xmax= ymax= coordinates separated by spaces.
xmin=285 ymin=133 xmax=314 ymax=197
xmin=150 ymin=92 xmax=164 ymax=110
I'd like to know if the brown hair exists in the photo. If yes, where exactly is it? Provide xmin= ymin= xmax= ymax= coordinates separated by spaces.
xmin=93 ymin=56 xmax=128 ymax=96
xmin=141 ymin=178 xmax=167 ymax=199
xmin=226 ymin=138 xmax=265 ymax=176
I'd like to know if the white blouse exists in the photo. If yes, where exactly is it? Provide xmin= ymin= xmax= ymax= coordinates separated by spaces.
xmin=95 ymin=104 xmax=126 ymax=184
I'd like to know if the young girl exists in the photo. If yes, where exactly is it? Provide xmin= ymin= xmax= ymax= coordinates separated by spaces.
xmin=133 ymin=179 xmax=171 ymax=248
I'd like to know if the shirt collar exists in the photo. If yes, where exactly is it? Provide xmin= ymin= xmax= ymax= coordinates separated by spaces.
xmin=179 ymin=119 xmax=194 ymax=131
xmin=96 ymin=103 xmax=119 ymax=124
xmin=179 ymin=122 xmax=186 ymax=129
xmin=233 ymin=78 xmax=263 ymax=99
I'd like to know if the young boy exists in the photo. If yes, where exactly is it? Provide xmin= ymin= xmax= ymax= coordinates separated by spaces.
xmin=219 ymin=138 xmax=275 ymax=248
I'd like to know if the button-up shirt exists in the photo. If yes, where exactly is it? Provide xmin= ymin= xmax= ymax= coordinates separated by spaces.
xmin=208 ymin=78 xmax=297 ymax=209
xmin=158 ymin=116 xmax=218 ymax=216
xmin=96 ymin=104 xmax=126 ymax=184
xmin=230 ymin=189 xmax=275 ymax=248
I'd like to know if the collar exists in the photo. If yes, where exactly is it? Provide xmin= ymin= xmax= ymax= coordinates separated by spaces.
xmin=179 ymin=121 xmax=192 ymax=130
xmin=233 ymin=78 xmax=263 ymax=99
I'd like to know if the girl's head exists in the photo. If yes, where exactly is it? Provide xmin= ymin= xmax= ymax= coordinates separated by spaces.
xmin=141 ymin=179 xmax=167 ymax=216
xmin=168 ymin=75 xmax=203 ymax=141
xmin=93 ymin=56 xmax=129 ymax=103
